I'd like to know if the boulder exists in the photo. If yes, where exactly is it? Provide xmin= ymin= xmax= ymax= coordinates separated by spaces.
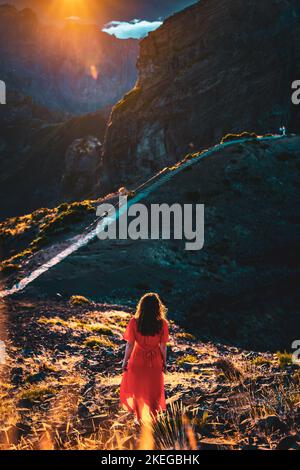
xmin=61 ymin=136 xmax=102 ymax=200
xmin=255 ymin=415 xmax=288 ymax=434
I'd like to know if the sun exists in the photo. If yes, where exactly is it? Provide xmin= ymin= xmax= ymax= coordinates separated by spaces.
xmin=46 ymin=0 xmax=92 ymax=22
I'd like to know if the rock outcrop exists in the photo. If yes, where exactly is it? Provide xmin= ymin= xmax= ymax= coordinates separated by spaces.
xmin=0 ymin=5 xmax=138 ymax=114
xmin=61 ymin=137 xmax=102 ymax=200
xmin=102 ymin=0 xmax=300 ymax=190
xmin=0 ymin=90 xmax=106 ymax=218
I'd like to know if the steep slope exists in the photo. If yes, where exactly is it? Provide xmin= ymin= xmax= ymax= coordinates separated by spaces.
xmin=0 ymin=5 xmax=138 ymax=114
xmin=0 ymin=90 xmax=106 ymax=218
xmin=102 ymin=0 xmax=300 ymax=191
xmin=3 ymin=135 xmax=300 ymax=351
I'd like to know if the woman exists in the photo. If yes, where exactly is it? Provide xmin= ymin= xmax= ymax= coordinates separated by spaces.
xmin=120 ymin=293 xmax=169 ymax=421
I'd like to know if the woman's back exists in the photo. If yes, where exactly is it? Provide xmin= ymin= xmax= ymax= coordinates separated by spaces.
xmin=127 ymin=317 xmax=168 ymax=351
xmin=120 ymin=293 xmax=169 ymax=420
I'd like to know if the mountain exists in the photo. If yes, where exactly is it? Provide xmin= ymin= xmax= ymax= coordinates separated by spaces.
xmin=0 ymin=4 xmax=139 ymax=114
xmin=2 ymin=135 xmax=300 ymax=351
xmin=10 ymin=1 xmax=197 ymax=23
xmin=0 ymin=89 xmax=106 ymax=218
xmin=0 ymin=1 xmax=299 ymax=452
xmin=102 ymin=0 xmax=300 ymax=191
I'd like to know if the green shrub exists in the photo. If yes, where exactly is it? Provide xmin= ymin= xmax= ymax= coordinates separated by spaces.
xmin=84 ymin=336 xmax=115 ymax=349
xmin=276 ymin=352 xmax=293 ymax=369
xmin=19 ymin=384 xmax=55 ymax=403
xmin=176 ymin=332 xmax=196 ymax=342
xmin=30 ymin=235 xmax=50 ymax=249
xmin=38 ymin=316 xmax=68 ymax=327
xmin=176 ymin=354 xmax=198 ymax=366
xmin=70 ymin=295 xmax=92 ymax=306
xmin=252 ymin=356 xmax=273 ymax=367
xmin=88 ymin=325 xmax=113 ymax=336
xmin=0 ymin=262 xmax=21 ymax=275
xmin=221 ymin=132 xmax=258 ymax=144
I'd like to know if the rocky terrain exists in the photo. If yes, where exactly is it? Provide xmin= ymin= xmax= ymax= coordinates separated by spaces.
xmin=1 ymin=135 xmax=300 ymax=351
xmin=0 ymin=1 xmax=299 ymax=451
xmin=0 ymin=90 xmax=106 ymax=218
xmin=102 ymin=0 xmax=300 ymax=191
xmin=0 ymin=296 xmax=299 ymax=450
xmin=0 ymin=4 xmax=138 ymax=114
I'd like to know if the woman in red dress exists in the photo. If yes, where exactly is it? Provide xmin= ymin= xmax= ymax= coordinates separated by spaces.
xmin=120 ymin=293 xmax=169 ymax=421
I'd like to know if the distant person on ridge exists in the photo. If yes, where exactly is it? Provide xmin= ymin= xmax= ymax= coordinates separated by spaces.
xmin=120 ymin=293 xmax=169 ymax=422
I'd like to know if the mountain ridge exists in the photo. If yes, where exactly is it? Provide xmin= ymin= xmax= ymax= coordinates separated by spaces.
xmin=1 ymin=133 xmax=299 ymax=351
xmin=101 ymin=0 xmax=300 ymax=193
xmin=0 ymin=4 xmax=139 ymax=114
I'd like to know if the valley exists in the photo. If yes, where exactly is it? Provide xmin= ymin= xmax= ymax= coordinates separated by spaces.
xmin=1 ymin=133 xmax=299 ymax=352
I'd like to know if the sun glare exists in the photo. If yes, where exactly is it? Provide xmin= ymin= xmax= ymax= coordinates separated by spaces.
xmin=46 ymin=0 xmax=91 ymax=22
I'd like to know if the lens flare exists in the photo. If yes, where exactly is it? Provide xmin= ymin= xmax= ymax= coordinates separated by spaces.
xmin=90 ymin=64 xmax=99 ymax=80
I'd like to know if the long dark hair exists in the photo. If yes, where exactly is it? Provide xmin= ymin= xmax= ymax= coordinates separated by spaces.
xmin=135 ymin=293 xmax=167 ymax=336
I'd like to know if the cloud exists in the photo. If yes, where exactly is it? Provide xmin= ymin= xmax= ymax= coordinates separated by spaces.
xmin=102 ymin=19 xmax=163 ymax=39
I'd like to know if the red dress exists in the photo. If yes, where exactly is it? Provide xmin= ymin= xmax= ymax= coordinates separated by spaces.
xmin=120 ymin=317 xmax=169 ymax=420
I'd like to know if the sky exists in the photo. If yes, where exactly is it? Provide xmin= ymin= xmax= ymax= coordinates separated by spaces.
xmin=9 ymin=0 xmax=197 ymax=38
xmin=102 ymin=19 xmax=164 ymax=40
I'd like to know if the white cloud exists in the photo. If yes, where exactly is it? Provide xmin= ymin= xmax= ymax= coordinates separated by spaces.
xmin=102 ymin=19 xmax=163 ymax=40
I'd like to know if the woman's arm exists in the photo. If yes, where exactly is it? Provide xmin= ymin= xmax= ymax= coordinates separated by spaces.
xmin=160 ymin=342 xmax=167 ymax=371
xmin=122 ymin=342 xmax=134 ymax=370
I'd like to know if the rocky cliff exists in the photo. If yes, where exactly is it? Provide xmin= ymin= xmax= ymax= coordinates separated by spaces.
xmin=0 ymin=5 xmax=138 ymax=114
xmin=0 ymin=90 xmax=106 ymax=218
xmin=102 ymin=0 xmax=300 ymax=190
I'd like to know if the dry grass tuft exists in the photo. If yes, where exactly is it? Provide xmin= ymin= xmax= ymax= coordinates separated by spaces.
xmin=18 ymin=384 xmax=56 ymax=403
xmin=176 ymin=355 xmax=198 ymax=366
xmin=84 ymin=336 xmax=115 ymax=349
xmin=70 ymin=295 xmax=92 ymax=307
xmin=152 ymin=401 xmax=199 ymax=450
xmin=176 ymin=332 xmax=196 ymax=342
xmin=251 ymin=356 xmax=273 ymax=367
xmin=276 ymin=351 xmax=293 ymax=369
xmin=215 ymin=359 xmax=243 ymax=382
